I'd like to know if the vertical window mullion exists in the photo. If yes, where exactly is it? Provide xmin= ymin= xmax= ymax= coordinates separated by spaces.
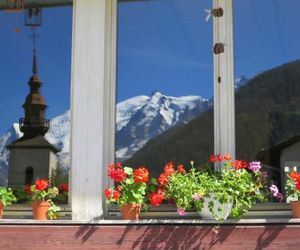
xmin=70 ymin=0 xmax=117 ymax=221
xmin=213 ymin=0 xmax=235 ymax=167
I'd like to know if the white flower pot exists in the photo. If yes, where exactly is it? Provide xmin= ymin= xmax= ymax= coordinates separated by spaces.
xmin=197 ymin=193 xmax=233 ymax=220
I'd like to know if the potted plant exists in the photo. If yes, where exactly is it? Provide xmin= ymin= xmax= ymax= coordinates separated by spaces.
xmin=285 ymin=171 xmax=300 ymax=218
xmin=0 ymin=187 xmax=17 ymax=219
xmin=104 ymin=163 xmax=153 ymax=220
xmin=161 ymin=155 xmax=283 ymax=221
xmin=27 ymin=179 xmax=60 ymax=220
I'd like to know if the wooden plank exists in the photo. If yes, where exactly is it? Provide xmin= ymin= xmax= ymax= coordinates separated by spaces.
xmin=0 ymin=224 xmax=300 ymax=249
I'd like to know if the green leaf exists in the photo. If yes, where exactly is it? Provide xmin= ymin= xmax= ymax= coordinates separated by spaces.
xmin=123 ymin=167 xmax=133 ymax=175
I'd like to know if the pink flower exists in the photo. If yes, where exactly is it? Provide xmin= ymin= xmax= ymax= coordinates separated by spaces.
xmin=177 ymin=207 xmax=187 ymax=216
xmin=192 ymin=193 xmax=204 ymax=201
xmin=269 ymin=185 xmax=279 ymax=197
xmin=248 ymin=161 xmax=261 ymax=172
xmin=275 ymin=192 xmax=283 ymax=202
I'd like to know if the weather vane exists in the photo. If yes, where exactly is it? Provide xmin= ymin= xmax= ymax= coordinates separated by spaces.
xmin=25 ymin=7 xmax=42 ymax=51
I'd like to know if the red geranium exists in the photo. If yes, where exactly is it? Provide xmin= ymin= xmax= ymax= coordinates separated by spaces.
xmin=209 ymin=155 xmax=223 ymax=163
xmin=231 ymin=160 xmax=248 ymax=170
xmin=104 ymin=188 xmax=112 ymax=198
xmin=177 ymin=164 xmax=185 ymax=174
xmin=133 ymin=167 xmax=149 ymax=183
xmin=149 ymin=192 xmax=164 ymax=207
xmin=164 ymin=162 xmax=175 ymax=176
xmin=158 ymin=173 xmax=169 ymax=186
xmin=25 ymin=185 xmax=32 ymax=194
xmin=108 ymin=163 xmax=127 ymax=182
xmin=296 ymin=182 xmax=300 ymax=192
xmin=58 ymin=183 xmax=69 ymax=193
xmin=223 ymin=154 xmax=232 ymax=161
xmin=112 ymin=191 xmax=120 ymax=200
xmin=35 ymin=179 xmax=49 ymax=191
xmin=290 ymin=172 xmax=300 ymax=182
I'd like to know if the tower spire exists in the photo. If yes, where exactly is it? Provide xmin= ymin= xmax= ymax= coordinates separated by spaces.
xmin=19 ymin=31 xmax=49 ymax=139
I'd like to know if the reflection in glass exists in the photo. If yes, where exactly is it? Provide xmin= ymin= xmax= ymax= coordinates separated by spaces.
xmin=234 ymin=0 xmax=300 ymax=197
xmin=116 ymin=0 xmax=214 ymax=176
xmin=0 ymin=6 xmax=72 ymax=208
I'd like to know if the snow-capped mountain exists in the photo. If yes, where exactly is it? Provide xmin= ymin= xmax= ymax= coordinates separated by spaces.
xmin=0 ymin=92 xmax=211 ymax=185
xmin=235 ymin=75 xmax=248 ymax=90
xmin=116 ymin=91 xmax=211 ymax=160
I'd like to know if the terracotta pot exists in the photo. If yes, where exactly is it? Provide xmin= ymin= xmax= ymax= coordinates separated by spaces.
xmin=120 ymin=203 xmax=141 ymax=220
xmin=0 ymin=201 xmax=3 ymax=219
xmin=31 ymin=201 xmax=51 ymax=220
xmin=290 ymin=201 xmax=300 ymax=218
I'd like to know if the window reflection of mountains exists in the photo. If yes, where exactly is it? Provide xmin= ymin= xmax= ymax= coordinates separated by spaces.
xmin=126 ymin=59 xmax=300 ymax=190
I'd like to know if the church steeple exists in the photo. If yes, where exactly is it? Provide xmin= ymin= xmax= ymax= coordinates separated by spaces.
xmin=19 ymin=49 xmax=49 ymax=139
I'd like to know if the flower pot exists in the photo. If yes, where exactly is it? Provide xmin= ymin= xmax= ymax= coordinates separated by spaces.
xmin=197 ymin=193 xmax=232 ymax=220
xmin=0 ymin=201 xmax=3 ymax=219
xmin=290 ymin=201 xmax=300 ymax=218
xmin=120 ymin=203 xmax=141 ymax=220
xmin=31 ymin=201 xmax=51 ymax=220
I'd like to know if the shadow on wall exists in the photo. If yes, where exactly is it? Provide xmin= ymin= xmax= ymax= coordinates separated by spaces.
xmin=73 ymin=223 xmax=287 ymax=249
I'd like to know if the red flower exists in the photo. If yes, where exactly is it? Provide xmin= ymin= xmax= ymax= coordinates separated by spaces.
xmin=25 ymin=185 xmax=32 ymax=194
xmin=58 ymin=183 xmax=69 ymax=193
xmin=164 ymin=162 xmax=175 ymax=176
xmin=149 ymin=192 xmax=164 ymax=207
xmin=108 ymin=163 xmax=127 ymax=182
xmin=104 ymin=188 xmax=112 ymax=198
xmin=209 ymin=155 xmax=223 ymax=163
xmin=116 ymin=185 xmax=122 ymax=192
xmin=177 ymin=164 xmax=185 ymax=174
xmin=133 ymin=167 xmax=149 ymax=183
xmin=35 ymin=179 xmax=48 ymax=191
xmin=158 ymin=173 xmax=169 ymax=186
xmin=112 ymin=191 xmax=120 ymax=200
xmin=295 ymin=182 xmax=300 ymax=192
xmin=231 ymin=160 xmax=248 ymax=170
xmin=223 ymin=154 xmax=232 ymax=161
xmin=157 ymin=187 xmax=166 ymax=196
xmin=289 ymin=172 xmax=300 ymax=182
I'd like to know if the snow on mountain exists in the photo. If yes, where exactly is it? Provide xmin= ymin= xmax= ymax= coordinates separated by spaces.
xmin=235 ymin=75 xmax=248 ymax=90
xmin=0 ymin=92 xmax=211 ymax=185
xmin=117 ymin=95 xmax=150 ymax=131
xmin=115 ymin=91 xmax=211 ymax=159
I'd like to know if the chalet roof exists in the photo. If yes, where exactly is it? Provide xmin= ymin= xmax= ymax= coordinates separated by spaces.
xmin=6 ymin=135 xmax=59 ymax=153
xmin=256 ymin=135 xmax=300 ymax=167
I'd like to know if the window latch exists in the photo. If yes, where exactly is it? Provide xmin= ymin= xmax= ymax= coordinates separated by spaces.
xmin=212 ymin=8 xmax=223 ymax=18
xmin=214 ymin=43 xmax=225 ymax=55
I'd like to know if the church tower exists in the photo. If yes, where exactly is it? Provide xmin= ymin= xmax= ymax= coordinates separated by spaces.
xmin=7 ymin=50 xmax=58 ymax=188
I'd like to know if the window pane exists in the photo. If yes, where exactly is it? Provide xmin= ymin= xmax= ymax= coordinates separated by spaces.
xmin=234 ymin=0 xmax=300 ymax=198
xmin=0 ymin=5 xmax=72 ymax=216
xmin=116 ymin=0 xmax=214 ymax=176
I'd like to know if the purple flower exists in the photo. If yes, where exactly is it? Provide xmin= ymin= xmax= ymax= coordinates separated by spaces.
xmin=248 ymin=161 xmax=262 ymax=172
xmin=177 ymin=207 xmax=187 ymax=216
xmin=275 ymin=192 xmax=283 ymax=202
xmin=261 ymin=171 xmax=268 ymax=178
xmin=269 ymin=185 xmax=279 ymax=197
xmin=192 ymin=193 xmax=204 ymax=201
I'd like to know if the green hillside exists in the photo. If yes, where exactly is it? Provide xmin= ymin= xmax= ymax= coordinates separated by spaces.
xmin=125 ymin=60 xmax=300 ymax=176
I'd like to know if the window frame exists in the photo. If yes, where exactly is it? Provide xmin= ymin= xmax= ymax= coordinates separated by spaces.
xmin=69 ymin=0 xmax=236 ymax=221
xmin=70 ymin=0 xmax=237 ymax=221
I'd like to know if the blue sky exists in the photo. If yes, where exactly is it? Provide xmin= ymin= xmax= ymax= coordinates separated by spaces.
xmin=1 ymin=0 xmax=300 ymax=134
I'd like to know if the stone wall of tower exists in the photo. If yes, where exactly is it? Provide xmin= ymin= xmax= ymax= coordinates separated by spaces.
xmin=8 ymin=148 xmax=56 ymax=188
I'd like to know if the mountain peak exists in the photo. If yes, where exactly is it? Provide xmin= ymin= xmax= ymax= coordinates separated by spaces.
xmin=150 ymin=90 xmax=163 ymax=97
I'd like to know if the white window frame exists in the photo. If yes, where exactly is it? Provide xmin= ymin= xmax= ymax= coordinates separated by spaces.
xmin=70 ymin=0 xmax=235 ymax=221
